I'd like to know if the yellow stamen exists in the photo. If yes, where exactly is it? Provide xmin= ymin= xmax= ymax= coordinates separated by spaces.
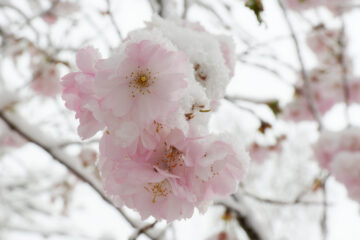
xmin=141 ymin=76 xmax=147 ymax=82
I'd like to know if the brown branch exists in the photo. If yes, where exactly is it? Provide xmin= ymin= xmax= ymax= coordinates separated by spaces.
xmin=277 ymin=0 xmax=323 ymax=130
xmin=321 ymin=175 xmax=330 ymax=240
xmin=129 ymin=221 xmax=158 ymax=240
xmin=0 ymin=111 xmax=157 ymax=240
xmin=216 ymin=201 xmax=263 ymax=240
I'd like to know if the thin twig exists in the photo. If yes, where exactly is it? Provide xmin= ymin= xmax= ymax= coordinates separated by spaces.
xmin=217 ymin=200 xmax=263 ymax=240
xmin=277 ymin=0 xmax=323 ymax=130
xmin=0 ymin=111 xmax=157 ymax=240
xmin=105 ymin=0 xmax=123 ymax=41
xmin=338 ymin=16 xmax=351 ymax=127
xmin=242 ymin=190 xmax=330 ymax=206
xmin=321 ymin=175 xmax=330 ymax=240
xmin=129 ymin=221 xmax=158 ymax=240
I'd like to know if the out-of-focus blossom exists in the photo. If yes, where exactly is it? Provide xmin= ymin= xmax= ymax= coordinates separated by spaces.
xmin=330 ymin=152 xmax=360 ymax=202
xmin=249 ymin=142 xmax=281 ymax=164
xmin=313 ymin=127 xmax=360 ymax=170
xmin=281 ymin=67 xmax=348 ymax=122
xmin=307 ymin=27 xmax=342 ymax=66
xmin=79 ymin=148 xmax=98 ymax=167
xmin=42 ymin=1 xmax=79 ymax=25
xmin=0 ymin=120 xmax=26 ymax=148
xmin=31 ymin=63 xmax=61 ymax=97
xmin=285 ymin=0 xmax=353 ymax=14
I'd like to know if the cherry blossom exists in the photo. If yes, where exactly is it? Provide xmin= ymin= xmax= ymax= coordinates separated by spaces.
xmin=313 ymin=127 xmax=360 ymax=170
xmin=61 ymin=18 xmax=249 ymax=221
xmin=330 ymin=152 xmax=360 ymax=202
xmin=95 ymin=39 xmax=190 ymax=127
xmin=62 ymin=47 xmax=105 ymax=139
xmin=98 ymin=128 xmax=248 ymax=221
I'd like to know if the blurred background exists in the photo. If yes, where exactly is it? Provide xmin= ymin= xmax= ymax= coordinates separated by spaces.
xmin=0 ymin=0 xmax=360 ymax=239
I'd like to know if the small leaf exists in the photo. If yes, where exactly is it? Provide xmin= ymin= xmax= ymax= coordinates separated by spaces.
xmin=266 ymin=100 xmax=281 ymax=116
xmin=245 ymin=0 xmax=264 ymax=24
xmin=258 ymin=120 xmax=272 ymax=134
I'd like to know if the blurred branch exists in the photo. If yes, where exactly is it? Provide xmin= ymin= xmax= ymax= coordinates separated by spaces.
xmin=0 ymin=2 xmax=39 ymax=41
xmin=105 ymin=0 xmax=123 ymax=41
xmin=277 ymin=0 xmax=323 ymax=130
xmin=194 ymin=1 xmax=231 ymax=29
xmin=0 ymin=27 xmax=70 ymax=68
xmin=217 ymin=199 xmax=264 ymax=240
xmin=321 ymin=175 xmax=330 ymax=240
xmin=182 ymin=0 xmax=189 ymax=19
xmin=242 ymin=190 xmax=329 ymax=206
xmin=226 ymin=95 xmax=277 ymax=104
xmin=237 ymin=58 xmax=293 ymax=86
xmin=5 ymin=224 xmax=112 ymax=240
xmin=129 ymin=221 xmax=158 ymax=240
xmin=338 ymin=16 xmax=351 ymax=127
xmin=225 ymin=97 xmax=272 ymax=126
xmin=0 ymin=111 xmax=158 ymax=240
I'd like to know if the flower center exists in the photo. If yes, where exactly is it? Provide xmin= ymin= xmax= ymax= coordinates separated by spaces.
xmin=155 ymin=144 xmax=184 ymax=172
xmin=144 ymin=179 xmax=172 ymax=203
xmin=127 ymin=66 xmax=158 ymax=98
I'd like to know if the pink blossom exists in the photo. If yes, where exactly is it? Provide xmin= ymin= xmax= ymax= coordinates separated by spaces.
xmin=330 ymin=152 xmax=360 ymax=202
xmin=282 ymin=68 xmax=345 ymax=122
xmin=313 ymin=127 xmax=360 ymax=170
xmin=307 ymin=27 xmax=342 ymax=66
xmin=98 ymin=128 xmax=198 ymax=221
xmin=79 ymin=148 xmax=97 ymax=167
xmin=188 ymin=136 xmax=248 ymax=205
xmin=249 ymin=143 xmax=281 ymax=164
xmin=281 ymin=95 xmax=314 ymax=122
xmin=285 ymin=0 xmax=351 ymax=13
xmin=98 ymin=127 xmax=248 ymax=221
xmin=31 ymin=64 xmax=61 ymax=97
xmin=0 ymin=120 xmax=26 ymax=148
xmin=285 ymin=0 xmax=321 ymax=11
xmin=95 ymin=40 xmax=189 ymax=128
xmin=42 ymin=13 xmax=57 ymax=25
xmin=62 ymin=47 xmax=105 ymax=139
xmin=349 ymin=79 xmax=360 ymax=104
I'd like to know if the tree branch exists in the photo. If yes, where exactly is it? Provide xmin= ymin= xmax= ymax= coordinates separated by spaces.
xmin=0 ymin=111 xmax=158 ymax=240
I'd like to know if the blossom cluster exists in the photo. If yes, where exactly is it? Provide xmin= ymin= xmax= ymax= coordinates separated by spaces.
xmin=285 ymin=0 xmax=353 ymax=14
xmin=282 ymin=26 xmax=360 ymax=122
xmin=314 ymin=127 xmax=360 ymax=202
xmin=62 ymin=16 xmax=249 ymax=221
